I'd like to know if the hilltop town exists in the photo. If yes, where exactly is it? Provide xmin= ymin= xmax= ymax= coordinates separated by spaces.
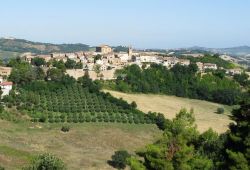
xmin=0 ymin=43 xmax=246 ymax=98
xmin=0 ymin=44 xmax=243 ymax=80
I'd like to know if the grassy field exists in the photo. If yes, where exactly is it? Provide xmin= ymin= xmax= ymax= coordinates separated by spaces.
xmin=104 ymin=90 xmax=235 ymax=133
xmin=0 ymin=120 xmax=161 ymax=170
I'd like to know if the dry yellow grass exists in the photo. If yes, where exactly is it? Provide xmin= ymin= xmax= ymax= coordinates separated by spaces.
xmin=0 ymin=120 xmax=161 ymax=170
xmin=104 ymin=90 xmax=234 ymax=133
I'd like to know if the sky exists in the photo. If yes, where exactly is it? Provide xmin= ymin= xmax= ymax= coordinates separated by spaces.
xmin=0 ymin=0 xmax=250 ymax=49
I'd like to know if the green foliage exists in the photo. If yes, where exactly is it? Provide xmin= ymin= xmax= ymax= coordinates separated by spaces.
xmin=224 ymin=100 xmax=250 ymax=169
xmin=74 ymin=62 xmax=83 ymax=69
xmin=61 ymin=125 xmax=70 ymax=132
xmin=46 ymin=68 xmax=64 ymax=82
xmin=113 ymin=46 xmax=129 ymax=53
xmin=129 ymin=109 xmax=215 ymax=170
xmin=111 ymin=64 xmax=242 ymax=105
xmin=52 ymin=60 xmax=66 ymax=71
xmin=94 ymin=54 xmax=102 ymax=62
xmin=94 ymin=64 xmax=101 ymax=76
xmin=65 ymin=59 xmax=76 ymax=69
xmin=5 ymin=79 xmax=154 ymax=125
xmin=0 ymin=165 xmax=4 ymax=170
xmin=109 ymin=150 xmax=131 ymax=169
xmin=128 ymin=98 xmax=250 ymax=170
xmin=131 ymin=101 xmax=137 ymax=109
xmin=25 ymin=153 xmax=66 ymax=170
xmin=127 ymin=157 xmax=146 ymax=170
xmin=233 ymin=72 xmax=250 ymax=87
xmin=9 ymin=62 xmax=37 ymax=84
xmin=217 ymin=107 xmax=225 ymax=114
xmin=181 ymin=53 xmax=235 ymax=69
xmin=31 ymin=57 xmax=46 ymax=66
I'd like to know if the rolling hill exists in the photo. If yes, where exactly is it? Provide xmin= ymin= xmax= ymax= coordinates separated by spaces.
xmin=104 ymin=90 xmax=235 ymax=133
xmin=0 ymin=38 xmax=90 ymax=54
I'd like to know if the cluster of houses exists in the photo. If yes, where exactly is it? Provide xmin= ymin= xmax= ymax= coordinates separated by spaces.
xmin=19 ymin=45 xmax=245 ymax=80
xmin=0 ymin=45 xmax=246 ymax=97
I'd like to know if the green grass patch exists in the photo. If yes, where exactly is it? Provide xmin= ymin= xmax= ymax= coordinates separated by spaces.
xmin=0 ymin=145 xmax=33 ymax=161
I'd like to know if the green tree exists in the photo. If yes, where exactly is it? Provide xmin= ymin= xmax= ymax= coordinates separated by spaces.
xmin=94 ymin=64 xmax=101 ymax=77
xmin=9 ymin=62 xmax=36 ymax=85
xmin=52 ymin=60 xmax=66 ymax=71
xmin=34 ymin=67 xmax=46 ymax=80
xmin=31 ymin=57 xmax=46 ymax=67
xmin=224 ymin=100 xmax=250 ymax=170
xmin=109 ymin=150 xmax=131 ymax=169
xmin=46 ymin=68 xmax=64 ymax=82
xmin=233 ymin=72 xmax=250 ymax=87
xmin=65 ymin=59 xmax=76 ymax=69
xmin=75 ymin=62 xmax=83 ymax=69
xmin=131 ymin=101 xmax=137 ymax=109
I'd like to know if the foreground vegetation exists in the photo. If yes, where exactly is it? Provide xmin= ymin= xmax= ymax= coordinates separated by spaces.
xmin=110 ymin=100 xmax=250 ymax=170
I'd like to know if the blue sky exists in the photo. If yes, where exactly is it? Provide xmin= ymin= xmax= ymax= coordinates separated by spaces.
xmin=1 ymin=0 xmax=250 ymax=48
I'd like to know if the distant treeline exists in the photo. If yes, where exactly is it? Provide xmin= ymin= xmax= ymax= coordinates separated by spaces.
xmin=106 ymin=63 xmax=249 ymax=105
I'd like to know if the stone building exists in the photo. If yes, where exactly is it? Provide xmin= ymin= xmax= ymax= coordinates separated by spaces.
xmin=96 ymin=45 xmax=112 ymax=54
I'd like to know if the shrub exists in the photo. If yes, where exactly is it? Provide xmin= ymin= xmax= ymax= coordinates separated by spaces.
xmin=39 ymin=115 xmax=47 ymax=123
xmin=85 ymin=115 xmax=91 ymax=122
xmin=61 ymin=125 xmax=70 ymax=132
xmin=108 ymin=150 xmax=131 ymax=169
xmin=25 ymin=153 xmax=66 ymax=170
xmin=217 ymin=107 xmax=225 ymax=114
xmin=67 ymin=116 xmax=72 ymax=123
xmin=0 ymin=165 xmax=4 ymax=170
xmin=91 ymin=117 xmax=97 ymax=122
xmin=48 ymin=117 xmax=54 ymax=123
xmin=131 ymin=101 xmax=137 ymax=109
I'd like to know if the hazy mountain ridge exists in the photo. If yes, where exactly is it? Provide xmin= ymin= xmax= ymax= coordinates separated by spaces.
xmin=0 ymin=38 xmax=90 ymax=54
xmin=188 ymin=46 xmax=250 ymax=56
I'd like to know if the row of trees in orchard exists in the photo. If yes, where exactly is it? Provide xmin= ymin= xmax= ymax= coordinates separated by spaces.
xmin=110 ymin=98 xmax=250 ymax=170
xmin=113 ymin=63 xmax=247 ymax=105
xmin=4 ymin=63 xmax=157 ymax=124
xmin=31 ymin=111 xmax=155 ymax=124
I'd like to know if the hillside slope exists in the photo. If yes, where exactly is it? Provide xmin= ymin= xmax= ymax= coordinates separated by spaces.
xmin=0 ymin=38 xmax=90 ymax=54
xmin=105 ymin=90 xmax=234 ymax=133
xmin=0 ymin=120 xmax=161 ymax=169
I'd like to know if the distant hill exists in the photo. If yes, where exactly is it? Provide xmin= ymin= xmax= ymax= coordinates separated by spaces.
xmin=209 ymin=46 xmax=250 ymax=56
xmin=188 ymin=46 xmax=250 ymax=56
xmin=0 ymin=38 xmax=90 ymax=54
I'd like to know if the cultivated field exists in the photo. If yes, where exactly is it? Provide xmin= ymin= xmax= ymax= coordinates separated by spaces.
xmin=0 ymin=120 xmax=161 ymax=170
xmin=104 ymin=90 xmax=234 ymax=133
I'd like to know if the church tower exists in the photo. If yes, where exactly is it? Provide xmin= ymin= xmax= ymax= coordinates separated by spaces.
xmin=128 ymin=46 xmax=132 ymax=57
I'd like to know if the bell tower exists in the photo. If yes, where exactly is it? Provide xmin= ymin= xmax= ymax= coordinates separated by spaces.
xmin=128 ymin=46 xmax=132 ymax=57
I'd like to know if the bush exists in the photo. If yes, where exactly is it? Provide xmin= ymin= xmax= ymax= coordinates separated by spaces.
xmin=61 ymin=125 xmax=70 ymax=132
xmin=25 ymin=153 xmax=66 ymax=170
xmin=217 ymin=107 xmax=225 ymax=114
xmin=108 ymin=150 xmax=131 ymax=169
xmin=0 ymin=165 xmax=4 ymax=170
xmin=39 ymin=114 xmax=47 ymax=123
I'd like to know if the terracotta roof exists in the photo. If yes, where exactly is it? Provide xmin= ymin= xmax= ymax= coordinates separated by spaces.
xmin=0 ymin=82 xmax=13 ymax=86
